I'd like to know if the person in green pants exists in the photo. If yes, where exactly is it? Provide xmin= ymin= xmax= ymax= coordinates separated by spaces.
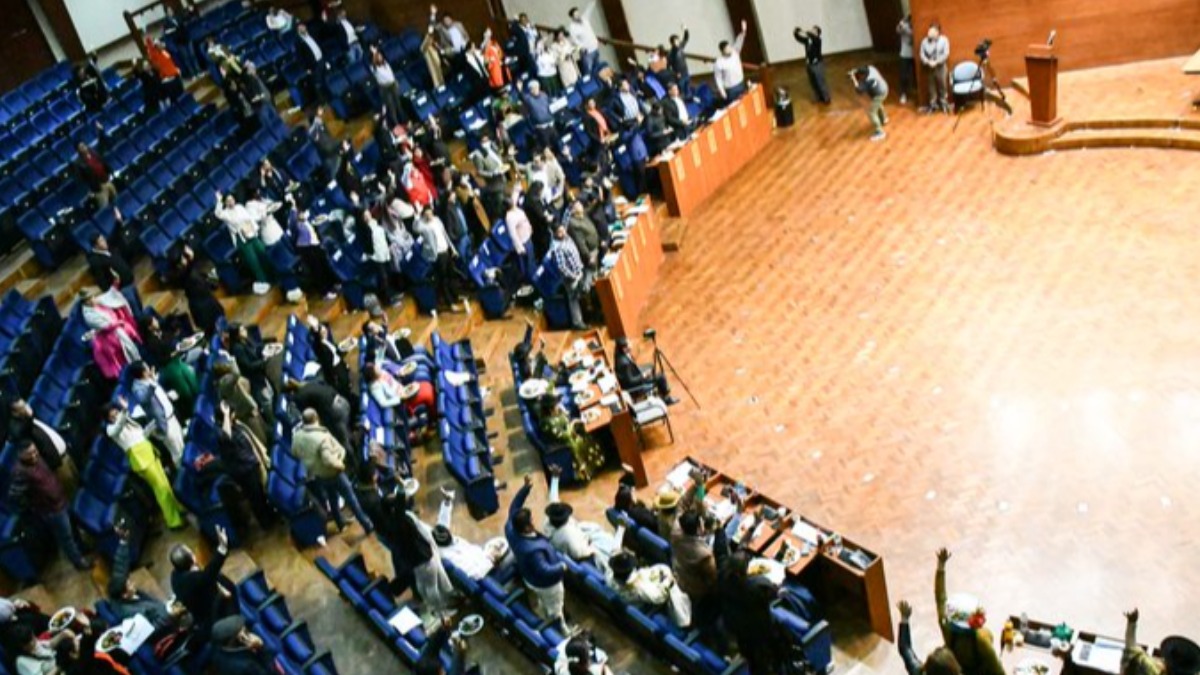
xmin=104 ymin=399 xmax=186 ymax=529
xmin=214 ymin=192 xmax=273 ymax=295
xmin=158 ymin=342 xmax=200 ymax=417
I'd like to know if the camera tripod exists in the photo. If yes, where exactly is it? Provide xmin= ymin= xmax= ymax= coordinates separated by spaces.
xmin=952 ymin=53 xmax=1012 ymax=133
xmin=646 ymin=332 xmax=701 ymax=408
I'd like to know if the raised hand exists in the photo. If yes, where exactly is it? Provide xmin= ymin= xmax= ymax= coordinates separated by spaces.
xmin=898 ymin=600 xmax=913 ymax=620
xmin=1125 ymin=608 xmax=1140 ymax=623
xmin=523 ymin=474 xmax=534 ymax=488
xmin=215 ymin=525 xmax=229 ymax=551
xmin=936 ymin=548 xmax=951 ymax=566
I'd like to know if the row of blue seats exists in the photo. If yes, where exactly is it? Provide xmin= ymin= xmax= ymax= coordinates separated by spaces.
xmin=234 ymin=567 xmax=340 ymax=675
xmin=16 ymin=93 xmax=205 ymax=267
xmin=0 ymin=290 xmax=61 ymax=402
xmin=441 ymin=556 xmax=567 ymax=667
xmin=0 ymin=69 xmax=130 ymax=183
xmin=316 ymin=553 xmax=464 ymax=672
xmin=431 ymin=333 xmax=499 ymax=518
xmin=603 ymin=508 xmax=834 ymax=673
xmin=0 ymin=61 xmax=75 ymax=130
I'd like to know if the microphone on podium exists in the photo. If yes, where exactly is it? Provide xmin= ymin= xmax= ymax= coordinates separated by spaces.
xmin=1047 ymin=30 xmax=1057 ymax=47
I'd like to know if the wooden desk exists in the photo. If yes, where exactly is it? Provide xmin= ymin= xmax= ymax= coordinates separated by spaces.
xmin=652 ymin=84 xmax=775 ymax=218
xmin=1004 ymin=615 xmax=1148 ymax=675
xmin=594 ymin=200 xmax=664 ymax=340
xmin=560 ymin=329 xmax=647 ymax=487
xmin=664 ymin=457 xmax=895 ymax=642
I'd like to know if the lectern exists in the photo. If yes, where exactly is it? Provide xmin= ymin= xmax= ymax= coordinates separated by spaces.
xmin=1025 ymin=44 xmax=1060 ymax=126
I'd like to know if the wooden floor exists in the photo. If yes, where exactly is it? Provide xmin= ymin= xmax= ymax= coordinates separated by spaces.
xmin=14 ymin=55 xmax=1200 ymax=673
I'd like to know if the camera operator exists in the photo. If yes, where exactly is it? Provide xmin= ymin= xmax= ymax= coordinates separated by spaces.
xmin=920 ymin=22 xmax=951 ymax=113
xmin=850 ymin=65 xmax=890 ymax=141
xmin=792 ymin=26 xmax=831 ymax=105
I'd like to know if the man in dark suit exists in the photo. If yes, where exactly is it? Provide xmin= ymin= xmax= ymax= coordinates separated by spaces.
xmin=169 ymin=525 xmax=235 ymax=641
xmin=294 ymin=23 xmax=327 ymax=104
xmin=667 ymin=25 xmax=691 ymax=92
xmin=614 ymin=338 xmax=677 ymax=404
xmin=8 ymin=399 xmax=70 ymax=471
xmin=86 ymin=234 xmax=135 ymax=289
xmin=662 ymin=83 xmax=695 ymax=141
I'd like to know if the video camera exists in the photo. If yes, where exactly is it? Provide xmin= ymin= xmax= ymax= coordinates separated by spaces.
xmin=974 ymin=38 xmax=993 ymax=60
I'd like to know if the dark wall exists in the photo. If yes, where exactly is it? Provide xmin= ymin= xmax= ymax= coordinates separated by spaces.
xmin=0 ymin=0 xmax=56 ymax=94
xmin=911 ymin=0 xmax=1200 ymax=99
xmin=365 ymin=0 xmax=504 ymax=41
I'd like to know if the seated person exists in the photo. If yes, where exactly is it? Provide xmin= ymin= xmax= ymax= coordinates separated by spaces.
xmin=554 ymin=632 xmax=616 ymax=675
xmin=0 ymin=598 xmax=50 ymax=656
xmin=543 ymin=465 xmax=615 ymax=569
xmin=364 ymin=363 xmax=435 ymax=417
xmin=12 ymin=623 xmax=75 ymax=675
xmin=210 ymin=616 xmax=276 ymax=675
xmin=53 ymin=618 xmax=126 ymax=675
xmin=430 ymin=487 xmax=498 ymax=580
xmin=534 ymin=395 xmax=604 ymax=483
xmin=414 ymin=616 xmax=472 ymax=675
xmin=613 ymin=480 xmax=661 ymax=536
xmin=605 ymin=549 xmax=691 ymax=627
xmin=613 ymin=337 xmax=677 ymax=405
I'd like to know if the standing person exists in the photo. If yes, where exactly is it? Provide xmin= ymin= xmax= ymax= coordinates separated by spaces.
xmin=377 ymin=493 xmax=455 ymax=618
xmin=429 ymin=4 xmax=469 ymax=75
xmin=413 ymin=206 xmax=456 ymax=309
xmin=87 ymin=233 xmax=135 ymax=290
xmin=469 ymin=137 xmax=508 ymax=222
xmin=667 ymin=25 xmax=691 ymax=92
xmin=170 ymin=528 xmax=236 ymax=644
xmin=333 ymin=9 xmax=363 ymax=62
xmin=567 ymin=3 xmax=600 ymax=77
xmin=535 ymin=40 xmax=562 ymax=98
xmin=506 ymin=474 xmax=569 ymax=629
xmin=851 ymin=65 xmax=889 ymax=142
xmin=290 ymin=409 xmax=374 ymax=534
xmin=80 ymin=286 xmax=142 ymax=381
xmin=215 ymin=401 xmax=277 ymax=529
xmin=933 ymin=549 xmax=1005 ymax=675
xmin=104 ymin=400 xmax=185 ymax=530
xmin=481 ymin=29 xmax=509 ymax=92
xmin=671 ymin=511 xmax=724 ymax=647
xmin=793 ymin=26 xmax=831 ymax=104
xmin=73 ymin=134 xmax=118 ymax=209
xmin=713 ymin=21 xmax=749 ymax=104
xmin=370 ymin=48 xmax=407 ymax=128
xmin=8 ymin=443 xmax=92 ymax=570
xmin=8 ymin=399 xmax=71 ymax=475
xmin=360 ymin=210 xmax=398 ymax=306
xmin=550 ymin=226 xmax=589 ymax=331
xmin=129 ymin=361 xmax=186 ymax=466
xmin=897 ymin=15 xmax=916 ymax=105
xmin=1120 ymin=609 xmax=1200 ymax=675
xmin=551 ymin=29 xmax=580 ymax=90
xmin=719 ymin=550 xmax=782 ymax=674
xmin=897 ymin=600 xmax=963 ymax=674
xmin=521 ymin=80 xmax=558 ymax=153
xmin=920 ymin=23 xmax=950 ymax=113
xmin=214 ymin=358 xmax=269 ymax=448
xmin=214 ymin=192 xmax=272 ymax=295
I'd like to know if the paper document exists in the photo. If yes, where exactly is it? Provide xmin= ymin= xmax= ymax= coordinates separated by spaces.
xmin=389 ymin=607 xmax=424 ymax=635
xmin=665 ymin=461 xmax=695 ymax=490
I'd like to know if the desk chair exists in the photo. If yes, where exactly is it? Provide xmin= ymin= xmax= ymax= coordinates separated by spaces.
xmin=950 ymin=61 xmax=985 ymax=111
xmin=621 ymin=390 xmax=674 ymax=444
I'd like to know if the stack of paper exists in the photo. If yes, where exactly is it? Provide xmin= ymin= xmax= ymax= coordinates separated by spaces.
xmin=389 ymin=607 xmax=423 ymax=635
xmin=665 ymin=462 xmax=695 ymax=490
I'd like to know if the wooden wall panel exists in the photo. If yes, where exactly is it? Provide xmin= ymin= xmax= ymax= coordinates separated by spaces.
xmin=0 ymin=0 xmax=56 ymax=93
xmin=910 ymin=0 xmax=1200 ymax=105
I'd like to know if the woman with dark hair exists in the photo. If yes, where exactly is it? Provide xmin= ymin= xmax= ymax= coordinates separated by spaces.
xmin=376 ymin=494 xmax=455 ymax=615
xmin=898 ymin=600 xmax=962 ymax=675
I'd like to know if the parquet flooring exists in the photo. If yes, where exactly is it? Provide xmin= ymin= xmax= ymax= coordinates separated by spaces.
xmin=21 ymin=55 xmax=1200 ymax=674
xmin=632 ymin=54 xmax=1200 ymax=671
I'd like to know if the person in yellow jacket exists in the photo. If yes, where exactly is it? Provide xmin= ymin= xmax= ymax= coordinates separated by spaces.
xmin=105 ymin=398 xmax=186 ymax=529
xmin=935 ymin=548 xmax=1003 ymax=675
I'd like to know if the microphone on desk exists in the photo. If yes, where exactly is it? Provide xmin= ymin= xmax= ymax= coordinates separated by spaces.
xmin=1047 ymin=30 xmax=1057 ymax=47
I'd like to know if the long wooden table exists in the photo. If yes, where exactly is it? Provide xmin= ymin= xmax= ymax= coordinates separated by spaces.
xmin=652 ymin=83 xmax=775 ymax=218
xmin=559 ymin=329 xmax=647 ymax=487
xmin=662 ymin=456 xmax=895 ymax=641
xmin=594 ymin=198 xmax=664 ymax=340
xmin=1002 ymin=615 xmax=1147 ymax=675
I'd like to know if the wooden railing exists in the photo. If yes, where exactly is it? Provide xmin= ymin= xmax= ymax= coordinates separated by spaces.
xmin=533 ymin=24 xmax=776 ymax=104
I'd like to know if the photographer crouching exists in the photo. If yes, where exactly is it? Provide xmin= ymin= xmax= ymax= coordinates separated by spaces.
xmin=850 ymin=66 xmax=890 ymax=142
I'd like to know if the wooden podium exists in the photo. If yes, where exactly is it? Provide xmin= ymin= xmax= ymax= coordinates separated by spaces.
xmin=1025 ymin=44 xmax=1060 ymax=126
